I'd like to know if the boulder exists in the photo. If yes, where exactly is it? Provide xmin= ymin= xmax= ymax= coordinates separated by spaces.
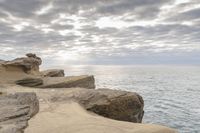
xmin=40 ymin=75 xmax=95 ymax=89
xmin=0 ymin=92 xmax=39 ymax=133
xmin=74 ymin=89 xmax=144 ymax=123
xmin=2 ymin=53 xmax=42 ymax=75
xmin=15 ymin=78 xmax=43 ymax=87
xmin=41 ymin=69 xmax=65 ymax=77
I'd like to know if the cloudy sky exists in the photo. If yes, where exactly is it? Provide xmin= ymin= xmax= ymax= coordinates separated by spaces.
xmin=0 ymin=0 xmax=200 ymax=66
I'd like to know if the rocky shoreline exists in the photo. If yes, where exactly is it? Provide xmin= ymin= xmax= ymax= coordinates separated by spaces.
xmin=0 ymin=54 xmax=178 ymax=133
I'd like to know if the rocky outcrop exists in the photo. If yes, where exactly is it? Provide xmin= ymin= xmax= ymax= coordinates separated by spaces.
xmin=1 ymin=53 xmax=42 ymax=75
xmin=40 ymin=75 xmax=95 ymax=89
xmin=73 ymin=89 xmax=144 ymax=123
xmin=15 ymin=78 xmax=43 ymax=87
xmin=41 ymin=69 xmax=65 ymax=77
xmin=38 ymin=87 xmax=143 ymax=123
xmin=0 ymin=92 xmax=39 ymax=133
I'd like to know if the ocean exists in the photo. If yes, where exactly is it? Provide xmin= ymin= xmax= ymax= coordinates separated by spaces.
xmin=64 ymin=65 xmax=200 ymax=133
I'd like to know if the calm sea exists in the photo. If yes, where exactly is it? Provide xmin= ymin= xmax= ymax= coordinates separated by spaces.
xmin=64 ymin=65 xmax=200 ymax=133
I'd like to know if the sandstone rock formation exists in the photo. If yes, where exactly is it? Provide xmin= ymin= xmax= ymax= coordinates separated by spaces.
xmin=2 ymin=86 xmax=177 ymax=133
xmin=40 ymin=75 xmax=95 ymax=89
xmin=0 ymin=54 xmax=95 ymax=89
xmin=0 ymin=92 xmax=39 ymax=133
xmin=1 ymin=53 xmax=41 ymax=75
xmin=0 ymin=54 xmax=178 ymax=133
xmin=41 ymin=69 xmax=65 ymax=77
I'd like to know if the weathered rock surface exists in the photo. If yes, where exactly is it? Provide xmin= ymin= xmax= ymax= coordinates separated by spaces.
xmin=41 ymin=69 xmax=65 ymax=77
xmin=15 ymin=78 xmax=43 ymax=87
xmin=40 ymin=75 xmax=95 ymax=89
xmin=0 ymin=92 xmax=39 ymax=133
xmin=2 ymin=86 xmax=178 ymax=133
xmin=33 ymin=87 xmax=143 ymax=123
xmin=77 ymin=89 xmax=144 ymax=123
xmin=1 ymin=53 xmax=42 ymax=75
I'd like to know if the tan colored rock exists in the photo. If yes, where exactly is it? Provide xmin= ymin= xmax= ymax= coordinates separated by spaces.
xmin=0 ymin=92 xmax=39 ymax=133
xmin=3 ymin=86 xmax=178 ymax=133
xmin=40 ymin=75 xmax=95 ymax=89
xmin=2 ymin=53 xmax=42 ymax=75
xmin=41 ymin=69 xmax=65 ymax=77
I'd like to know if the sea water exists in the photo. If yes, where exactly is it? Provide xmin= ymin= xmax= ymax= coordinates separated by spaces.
xmin=64 ymin=65 xmax=200 ymax=133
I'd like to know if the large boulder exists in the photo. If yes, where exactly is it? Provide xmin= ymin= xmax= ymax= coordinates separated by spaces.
xmin=15 ymin=78 xmax=43 ymax=87
xmin=2 ymin=53 xmax=42 ymax=75
xmin=74 ymin=89 xmax=144 ymax=123
xmin=41 ymin=69 xmax=65 ymax=77
xmin=40 ymin=75 xmax=95 ymax=89
xmin=0 ymin=92 xmax=39 ymax=133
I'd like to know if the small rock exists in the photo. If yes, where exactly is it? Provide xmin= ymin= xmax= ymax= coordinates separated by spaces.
xmin=26 ymin=53 xmax=37 ymax=58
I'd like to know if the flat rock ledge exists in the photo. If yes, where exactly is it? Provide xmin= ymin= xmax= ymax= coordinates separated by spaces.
xmin=14 ymin=75 xmax=95 ymax=89
xmin=40 ymin=75 xmax=95 ymax=89
xmin=0 ymin=92 xmax=39 ymax=133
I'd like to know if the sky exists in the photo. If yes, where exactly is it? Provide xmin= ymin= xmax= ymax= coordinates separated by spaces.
xmin=0 ymin=0 xmax=200 ymax=66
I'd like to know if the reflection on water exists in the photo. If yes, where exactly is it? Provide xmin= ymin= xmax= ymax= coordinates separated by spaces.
xmin=64 ymin=65 xmax=200 ymax=133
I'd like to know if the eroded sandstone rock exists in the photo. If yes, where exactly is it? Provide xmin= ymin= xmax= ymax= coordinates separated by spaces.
xmin=41 ymin=69 xmax=65 ymax=77
xmin=2 ymin=53 xmax=42 ymax=75
xmin=0 ymin=92 xmax=39 ymax=133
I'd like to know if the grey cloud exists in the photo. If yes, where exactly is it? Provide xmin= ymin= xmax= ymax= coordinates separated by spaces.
xmin=0 ymin=0 xmax=48 ymax=18
xmin=97 ymin=0 xmax=172 ymax=19
xmin=0 ymin=0 xmax=199 ymax=65
xmin=167 ymin=8 xmax=200 ymax=22
xmin=51 ymin=24 xmax=74 ymax=30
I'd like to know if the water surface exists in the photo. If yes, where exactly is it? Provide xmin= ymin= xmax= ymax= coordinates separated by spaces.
xmin=64 ymin=65 xmax=200 ymax=133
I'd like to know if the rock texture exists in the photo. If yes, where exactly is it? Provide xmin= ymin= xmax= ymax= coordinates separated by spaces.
xmin=41 ymin=69 xmax=65 ymax=77
xmin=0 ymin=92 xmax=39 ymax=133
xmin=74 ymin=89 xmax=144 ymax=123
xmin=40 ymin=75 xmax=95 ymax=89
xmin=36 ymin=87 xmax=143 ymax=123
xmin=15 ymin=78 xmax=43 ymax=87
xmin=1 ymin=53 xmax=41 ymax=75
